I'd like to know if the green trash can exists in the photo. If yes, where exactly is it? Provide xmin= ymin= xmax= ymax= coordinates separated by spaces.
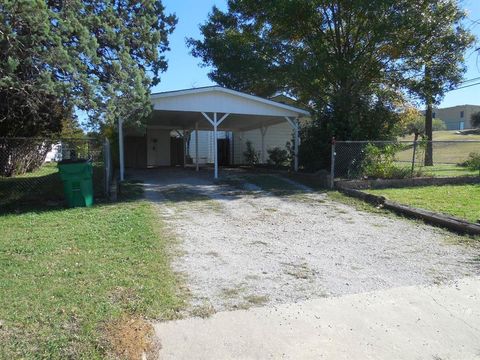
xmin=58 ymin=160 xmax=94 ymax=208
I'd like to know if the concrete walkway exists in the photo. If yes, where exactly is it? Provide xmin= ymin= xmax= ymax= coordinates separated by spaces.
xmin=155 ymin=277 xmax=480 ymax=360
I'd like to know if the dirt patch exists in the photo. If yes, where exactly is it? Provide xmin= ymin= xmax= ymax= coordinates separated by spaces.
xmin=104 ymin=316 xmax=160 ymax=360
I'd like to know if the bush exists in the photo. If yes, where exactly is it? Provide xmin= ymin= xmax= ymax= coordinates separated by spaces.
xmin=471 ymin=112 xmax=480 ymax=128
xmin=397 ymin=113 xmax=446 ymax=137
xmin=464 ymin=152 xmax=480 ymax=176
xmin=361 ymin=143 xmax=411 ymax=179
xmin=267 ymin=147 xmax=289 ymax=168
xmin=243 ymin=140 xmax=259 ymax=166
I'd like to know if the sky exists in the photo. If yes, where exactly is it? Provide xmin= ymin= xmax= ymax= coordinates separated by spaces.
xmin=154 ymin=0 xmax=480 ymax=108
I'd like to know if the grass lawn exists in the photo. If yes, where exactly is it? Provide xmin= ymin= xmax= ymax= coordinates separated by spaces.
xmin=367 ymin=184 xmax=480 ymax=223
xmin=393 ymin=162 xmax=479 ymax=177
xmin=0 ymin=184 xmax=183 ymax=358
xmin=400 ymin=130 xmax=480 ymax=142
xmin=395 ymin=130 xmax=480 ymax=169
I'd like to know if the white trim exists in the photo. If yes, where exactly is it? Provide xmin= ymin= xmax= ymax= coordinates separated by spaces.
xmin=213 ymin=113 xmax=219 ymax=179
xmin=201 ymin=112 xmax=214 ymax=126
xmin=151 ymin=86 xmax=310 ymax=117
xmin=195 ymin=121 xmax=199 ymax=172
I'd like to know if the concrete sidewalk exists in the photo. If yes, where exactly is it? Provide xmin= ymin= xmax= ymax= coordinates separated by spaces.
xmin=154 ymin=277 xmax=480 ymax=360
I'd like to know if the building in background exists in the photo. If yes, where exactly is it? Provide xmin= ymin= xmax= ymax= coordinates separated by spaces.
xmin=432 ymin=105 xmax=480 ymax=130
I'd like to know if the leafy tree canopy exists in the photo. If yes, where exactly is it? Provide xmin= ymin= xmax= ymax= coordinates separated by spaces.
xmin=396 ymin=107 xmax=446 ymax=137
xmin=188 ymin=0 xmax=474 ymax=169
xmin=0 ymin=0 xmax=177 ymax=136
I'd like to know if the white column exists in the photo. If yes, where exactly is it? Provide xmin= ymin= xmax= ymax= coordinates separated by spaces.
xmin=195 ymin=121 xmax=199 ymax=172
xmin=182 ymin=129 xmax=186 ymax=168
xmin=260 ymin=126 xmax=268 ymax=164
xmin=118 ymin=118 xmax=125 ymax=181
xmin=294 ymin=119 xmax=299 ymax=172
xmin=202 ymin=112 xmax=230 ymax=179
xmin=213 ymin=113 xmax=219 ymax=179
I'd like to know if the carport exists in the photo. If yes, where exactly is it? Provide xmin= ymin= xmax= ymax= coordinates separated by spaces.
xmin=118 ymin=86 xmax=310 ymax=180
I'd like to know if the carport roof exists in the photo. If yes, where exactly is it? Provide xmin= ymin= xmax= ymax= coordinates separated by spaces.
xmin=148 ymin=86 xmax=310 ymax=131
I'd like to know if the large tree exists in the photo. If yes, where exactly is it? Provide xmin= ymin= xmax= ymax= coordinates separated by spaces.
xmin=188 ymin=0 xmax=473 ymax=170
xmin=400 ymin=1 xmax=473 ymax=165
xmin=0 ymin=0 xmax=177 ymax=136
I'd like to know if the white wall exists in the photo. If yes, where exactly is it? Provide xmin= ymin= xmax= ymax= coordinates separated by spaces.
xmin=188 ymin=130 xmax=228 ymax=163
xmin=233 ymin=121 xmax=293 ymax=165
xmin=433 ymin=105 xmax=480 ymax=130
xmin=147 ymin=129 xmax=170 ymax=167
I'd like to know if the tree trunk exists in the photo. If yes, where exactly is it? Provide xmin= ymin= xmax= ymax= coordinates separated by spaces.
xmin=424 ymin=102 xmax=433 ymax=166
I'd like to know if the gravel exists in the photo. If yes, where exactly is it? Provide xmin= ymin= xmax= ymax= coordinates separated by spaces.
xmin=139 ymin=169 xmax=480 ymax=314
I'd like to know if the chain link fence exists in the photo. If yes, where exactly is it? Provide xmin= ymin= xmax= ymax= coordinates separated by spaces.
xmin=0 ymin=137 xmax=112 ymax=210
xmin=331 ymin=140 xmax=480 ymax=184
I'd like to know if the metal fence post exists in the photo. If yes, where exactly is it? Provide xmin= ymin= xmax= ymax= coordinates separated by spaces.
xmin=103 ymin=138 xmax=110 ymax=197
xmin=411 ymin=134 xmax=418 ymax=177
xmin=330 ymin=137 xmax=336 ymax=189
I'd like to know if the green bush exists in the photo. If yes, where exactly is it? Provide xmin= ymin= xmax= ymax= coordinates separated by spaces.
xmin=464 ymin=152 xmax=480 ymax=176
xmin=267 ymin=147 xmax=289 ymax=168
xmin=243 ymin=140 xmax=260 ymax=166
xmin=361 ymin=143 xmax=411 ymax=179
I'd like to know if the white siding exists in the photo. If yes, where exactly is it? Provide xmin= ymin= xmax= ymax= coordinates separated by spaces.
xmin=188 ymin=130 xmax=228 ymax=163
xmin=233 ymin=121 xmax=293 ymax=164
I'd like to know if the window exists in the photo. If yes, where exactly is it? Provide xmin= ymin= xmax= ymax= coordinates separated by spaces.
xmin=460 ymin=111 xmax=464 ymax=118
xmin=432 ymin=112 xmax=436 ymax=119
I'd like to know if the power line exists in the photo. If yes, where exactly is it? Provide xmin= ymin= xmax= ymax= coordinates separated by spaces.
xmin=450 ymin=81 xmax=480 ymax=91
xmin=459 ymin=76 xmax=480 ymax=84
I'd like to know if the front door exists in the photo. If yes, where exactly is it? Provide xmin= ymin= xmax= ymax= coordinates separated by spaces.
xmin=147 ymin=129 xmax=170 ymax=167
xmin=170 ymin=137 xmax=184 ymax=166
xmin=217 ymin=138 xmax=230 ymax=166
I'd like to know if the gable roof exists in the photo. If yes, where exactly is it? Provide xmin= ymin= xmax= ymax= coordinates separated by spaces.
xmin=150 ymin=86 xmax=310 ymax=117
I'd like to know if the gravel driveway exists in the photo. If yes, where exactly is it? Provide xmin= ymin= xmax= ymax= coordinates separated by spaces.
xmin=138 ymin=169 xmax=480 ymax=316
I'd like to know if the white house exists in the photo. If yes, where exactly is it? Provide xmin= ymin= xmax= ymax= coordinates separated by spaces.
xmin=119 ymin=86 xmax=310 ymax=179
xmin=432 ymin=105 xmax=480 ymax=130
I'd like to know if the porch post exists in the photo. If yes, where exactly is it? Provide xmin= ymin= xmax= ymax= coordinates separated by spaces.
xmin=201 ymin=112 xmax=230 ymax=179
xmin=213 ymin=113 xmax=219 ymax=179
xmin=294 ymin=118 xmax=299 ymax=172
xmin=182 ymin=129 xmax=187 ymax=168
xmin=260 ymin=126 xmax=268 ymax=164
xmin=195 ymin=121 xmax=199 ymax=172
xmin=118 ymin=118 xmax=125 ymax=181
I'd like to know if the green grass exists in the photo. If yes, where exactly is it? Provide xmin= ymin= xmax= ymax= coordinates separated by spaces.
xmin=393 ymin=162 xmax=479 ymax=177
xmin=366 ymin=184 xmax=480 ymax=223
xmin=419 ymin=164 xmax=479 ymax=177
xmin=400 ymin=130 xmax=480 ymax=141
xmin=327 ymin=191 xmax=391 ymax=215
xmin=0 ymin=185 xmax=183 ymax=358
xmin=395 ymin=130 xmax=480 ymax=167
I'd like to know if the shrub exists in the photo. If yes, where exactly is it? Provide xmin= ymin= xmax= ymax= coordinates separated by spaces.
xmin=267 ymin=147 xmax=289 ymax=168
xmin=464 ymin=152 xmax=480 ymax=176
xmin=361 ymin=143 xmax=411 ymax=179
xmin=243 ymin=140 xmax=259 ymax=166
xmin=471 ymin=112 xmax=480 ymax=128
